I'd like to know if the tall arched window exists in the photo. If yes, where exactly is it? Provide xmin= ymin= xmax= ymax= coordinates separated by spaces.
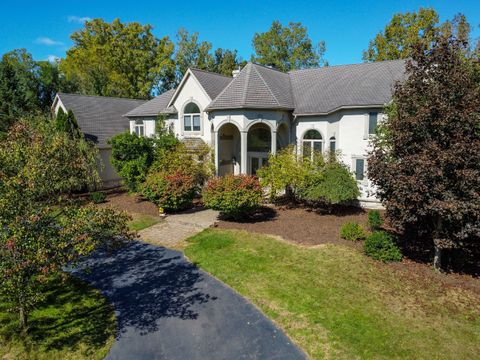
xmin=302 ymin=130 xmax=322 ymax=160
xmin=329 ymin=136 xmax=336 ymax=153
xmin=183 ymin=102 xmax=201 ymax=132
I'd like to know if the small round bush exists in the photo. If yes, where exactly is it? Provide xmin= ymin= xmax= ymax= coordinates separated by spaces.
xmin=90 ymin=191 xmax=106 ymax=204
xmin=142 ymin=170 xmax=196 ymax=212
xmin=202 ymin=175 xmax=263 ymax=219
xmin=364 ymin=231 xmax=402 ymax=262
xmin=367 ymin=210 xmax=384 ymax=231
xmin=340 ymin=222 xmax=366 ymax=241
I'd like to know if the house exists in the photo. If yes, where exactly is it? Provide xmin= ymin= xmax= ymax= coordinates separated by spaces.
xmin=52 ymin=93 xmax=146 ymax=188
xmin=124 ymin=60 xmax=406 ymax=205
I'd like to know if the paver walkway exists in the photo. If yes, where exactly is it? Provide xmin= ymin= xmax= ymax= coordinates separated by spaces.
xmin=69 ymin=242 xmax=307 ymax=360
xmin=139 ymin=208 xmax=219 ymax=247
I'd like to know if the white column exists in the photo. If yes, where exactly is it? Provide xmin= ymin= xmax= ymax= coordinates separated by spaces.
xmin=271 ymin=130 xmax=277 ymax=155
xmin=240 ymin=130 xmax=248 ymax=174
xmin=214 ymin=130 xmax=219 ymax=176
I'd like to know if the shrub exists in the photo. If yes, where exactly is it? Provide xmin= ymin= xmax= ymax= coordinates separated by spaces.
xmin=299 ymin=161 xmax=359 ymax=206
xmin=142 ymin=170 xmax=197 ymax=212
xmin=150 ymin=142 xmax=212 ymax=186
xmin=367 ymin=210 xmax=384 ymax=231
xmin=257 ymin=146 xmax=309 ymax=200
xmin=340 ymin=222 xmax=366 ymax=241
xmin=108 ymin=132 xmax=155 ymax=192
xmin=90 ymin=191 xmax=106 ymax=204
xmin=202 ymin=175 xmax=263 ymax=219
xmin=364 ymin=231 xmax=402 ymax=262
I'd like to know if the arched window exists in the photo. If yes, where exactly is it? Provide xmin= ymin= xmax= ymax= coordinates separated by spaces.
xmin=329 ymin=136 xmax=336 ymax=153
xmin=134 ymin=119 xmax=144 ymax=136
xmin=302 ymin=130 xmax=322 ymax=160
xmin=183 ymin=102 xmax=201 ymax=132
xmin=248 ymin=126 xmax=271 ymax=152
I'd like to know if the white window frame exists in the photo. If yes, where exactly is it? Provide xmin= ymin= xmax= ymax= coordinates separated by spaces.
xmin=302 ymin=129 xmax=323 ymax=161
xmin=329 ymin=136 xmax=336 ymax=153
xmin=352 ymin=156 xmax=367 ymax=182
xmin=183 ymin=102 xmax=201 ymax=133
xmin=134 ymin=120 xmax=145 ymax=137
xmin=368 ymin=112 xmax=378 ymax=135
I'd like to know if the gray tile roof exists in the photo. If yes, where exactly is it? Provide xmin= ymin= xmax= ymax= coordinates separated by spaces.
xmin=207 ymin=60 xmax=406 ymax=114
xmin=190 ymin=68 xmax=233 ymax=100
xmin=289 ymin=59 xmax=406 ymax=115
xmin=124 ymin=89 xmax=176 ymax=117
xmin=57 ymin=93 xmax=146 ymax=147
xmin=206 ymin=63 xmax=294 ymax=111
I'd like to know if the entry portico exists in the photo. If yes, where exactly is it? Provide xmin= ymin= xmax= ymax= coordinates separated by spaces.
xmin=211 ymin=110 xmax=290 ymax=175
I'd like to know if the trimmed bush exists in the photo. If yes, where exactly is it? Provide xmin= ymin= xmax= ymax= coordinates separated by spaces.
xmin=364 ymin=231 xmax=402 ymax=262
xmin=367 ymin=210 xmax=384 ymax=231
xmin=202 ymin=175 xmax=263 ymax=219
xmin=298 ymin=161 xmax=360 ymax=206
xmin=90 ymin=191 xmax=106 ymax=204
xmin=340 ymin=222 xmax=366 ymax=241
xmin=142 ymin=170 xmax=196 ymax=212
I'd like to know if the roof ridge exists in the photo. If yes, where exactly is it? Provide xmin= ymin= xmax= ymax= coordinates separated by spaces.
xmin=189 ymin=67 xmax=232 ymax=79
xmin=241 ymin=63 xmax=251 ymax=106
xmin=251 ymin=64 xmax=281 ymax=107
xmin=288 ymin=59 xmax=407 ymax=73
xmin=57 ymin=92 xmax=146 ymax=101
xmin=250 ymin=62 xmax=287 ymax=74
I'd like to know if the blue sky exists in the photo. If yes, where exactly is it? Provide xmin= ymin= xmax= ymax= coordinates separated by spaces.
xmin=1 ymin=0 xmax=479 ymax=65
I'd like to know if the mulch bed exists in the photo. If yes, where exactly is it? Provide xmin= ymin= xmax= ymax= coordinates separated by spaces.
xmin=215 ymin=204 xmax=480 ymax=295
xmin=97 ymin=190 xmax=160 ymax=217
xmin=215 ymin=205 xmax=368 ymax=248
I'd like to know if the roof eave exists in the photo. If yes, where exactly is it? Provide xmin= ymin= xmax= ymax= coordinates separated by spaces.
xmin=206 ymin=105 xmax=294 ymax=112
xmin=293 ymin=104 xmax=386 ymax=117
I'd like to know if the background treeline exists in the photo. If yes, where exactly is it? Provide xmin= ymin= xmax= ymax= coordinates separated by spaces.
xmin=1 ymin=9 xmax=478 ymax=133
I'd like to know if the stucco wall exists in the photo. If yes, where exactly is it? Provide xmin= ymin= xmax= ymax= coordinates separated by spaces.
xmin=294 ymin=108 xmax=384 ymax=201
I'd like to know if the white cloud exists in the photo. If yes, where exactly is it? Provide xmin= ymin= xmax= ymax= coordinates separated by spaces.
xmin=35 ymin=37 xmax=63 ymax=46
xmin=67 ymin=15 xmax=92 ymax=23
xmin=47 ymin=55 xmax=60 ymax=63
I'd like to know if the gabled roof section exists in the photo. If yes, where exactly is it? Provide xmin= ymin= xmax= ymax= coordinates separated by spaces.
xmin=207 ymin=63 xmax=294 ymax=111
xmin=167 ymin=68 xmax=232 ymax=108
xmin=289 ymin=59 xmax=406 ymax=115
xmin=55 ymin=93 xmax=146 ymax=147
xmin=124 ymin=88 xmax=176 ymax=117
xmin=190 ymin=68 xmax=232 ymax=100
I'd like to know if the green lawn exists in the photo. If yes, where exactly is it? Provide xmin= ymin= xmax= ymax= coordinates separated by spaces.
xmin=128 ymin=214 xmax=161 ymax=231
xmin=0 ymin=274 xmax=116 ymax=360
xmin=185 ymin=229 xmax=480 ymax=360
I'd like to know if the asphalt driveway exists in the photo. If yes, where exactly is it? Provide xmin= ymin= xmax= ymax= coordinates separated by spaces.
xmin=68 ymin=241 xmax=306 ymax=360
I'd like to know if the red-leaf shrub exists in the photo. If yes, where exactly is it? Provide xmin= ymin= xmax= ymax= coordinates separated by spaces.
xmin=142 ymin=170 xmax=197 ymax=212
xmin=202 ymin=175 xmax=263 ymax=219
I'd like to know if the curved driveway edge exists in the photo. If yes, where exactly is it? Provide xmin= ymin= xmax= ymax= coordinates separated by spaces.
xmin=68 ymin=241 xmax=307 ymax=360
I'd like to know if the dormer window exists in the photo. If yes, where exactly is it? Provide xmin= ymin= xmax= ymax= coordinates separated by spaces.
xmin=183 ymin=102 xmax=201 ymax=132
xmin=134 ymin=119 xmax=144 ymax=136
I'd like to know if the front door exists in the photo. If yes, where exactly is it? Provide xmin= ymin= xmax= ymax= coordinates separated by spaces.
xmin=249 ymin=153 xmax=269 ymax=175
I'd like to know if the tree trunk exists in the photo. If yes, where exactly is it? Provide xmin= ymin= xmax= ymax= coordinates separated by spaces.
xmin=433 ymin=216 xmax=444 ymax=272
xmin=433 ymin=245 xmax=442 ymax=271
xmin=19 ymin=306 xmax=27 ymax=334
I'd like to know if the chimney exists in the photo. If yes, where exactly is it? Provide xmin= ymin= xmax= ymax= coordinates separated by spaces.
xmin=232 ymin=68 xmax=240 ymax=78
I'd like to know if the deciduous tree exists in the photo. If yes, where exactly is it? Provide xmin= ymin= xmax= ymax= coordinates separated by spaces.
xmin=368 ymin=35 xmax=480 ymax=270
xmin=0 ymin=117 xmax=133 ymax=332
xmin=363 ymin=8 xmax=472 ymax=62
xmin=252 ymin=21 xmax=326 ymax=71
xmin=60 ymin=18 xmax=175 ymax=98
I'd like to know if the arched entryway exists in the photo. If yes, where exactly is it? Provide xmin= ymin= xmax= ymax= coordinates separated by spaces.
xmin=247 ymin=123 xmax=271 ymax=175
xmin=217 ymin=123 xmax=241 ymax=176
